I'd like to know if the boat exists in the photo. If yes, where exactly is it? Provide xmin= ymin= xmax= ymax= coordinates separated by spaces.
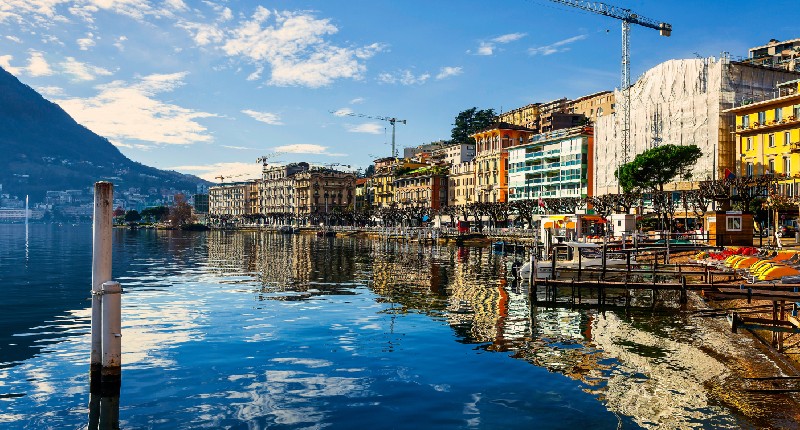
xmin=278 ymin=225 xmax=295 ymax=234
xmin=518 ymin=242 xmax=634 ymax=279
xmin=316 ymin=230 xmax=336 ymax=237
xmin=492 ymin=241 xmax=526 ymax=254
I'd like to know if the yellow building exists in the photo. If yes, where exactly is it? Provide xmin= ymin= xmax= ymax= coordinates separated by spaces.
xmin=730 ymin=79 xmax=800 ymax=195
xmin=370 ymin=157 xmax=427 ymax=208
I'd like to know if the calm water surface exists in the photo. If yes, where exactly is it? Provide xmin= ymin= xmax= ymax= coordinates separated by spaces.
xmin=0 ymin=225 xmax=751 ymax=429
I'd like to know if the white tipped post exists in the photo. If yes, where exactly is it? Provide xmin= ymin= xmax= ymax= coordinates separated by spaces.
xmin=91 ymin=182 xmax=113 ymax=392
xmin=101 ymin=281 xmax=122 ymax=395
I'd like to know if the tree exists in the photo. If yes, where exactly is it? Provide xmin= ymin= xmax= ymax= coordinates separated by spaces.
xmin=364 ymin=164 xmax=375 ymax=177
xmin=169 ymin=193 xmax=196 ymax=227
xmin=450 ymin=107 xmax=496 ymax=145
xmin=124 ymin=209 xmax=141 ymax=223
xmin=141 ymin=206 xmax=169 ymax=222
xmin=616 ymin=144 xmax=702 ymax=193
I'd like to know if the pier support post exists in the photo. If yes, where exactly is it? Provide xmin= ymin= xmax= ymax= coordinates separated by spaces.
xmin=91 ymin=182 xmax=113 ymax=393
xmin=101 ymin=281 xmax=122 ymax=397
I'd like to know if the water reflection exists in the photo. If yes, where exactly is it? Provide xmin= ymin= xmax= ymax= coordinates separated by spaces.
xmin=203 ymin=232 xmax=743 ymax=428
xmin=0 ymin=228 xmax=777 ymax=428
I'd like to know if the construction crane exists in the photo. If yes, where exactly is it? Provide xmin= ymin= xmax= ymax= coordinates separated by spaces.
xmin=256 ymin=152 xmax=282 ymax=167
xmin=548 ymin=0 xmax=671 ymax=167
xmin=214 ymin=173 xmax=253 ymax=183
xmin=332 ymin=111 xmax=406 ymax=159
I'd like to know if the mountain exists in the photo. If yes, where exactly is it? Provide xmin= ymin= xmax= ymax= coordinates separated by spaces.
xmin=0 ymin=66 xmax=208 ymax=201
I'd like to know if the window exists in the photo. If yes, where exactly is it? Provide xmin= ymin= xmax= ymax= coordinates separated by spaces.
xmin=784 ymin=157 xmax=791 ymax=176
xmin=746 ymin=162 xmax=754 ymax=177
xmin=769 ymin=134 xmax=775 ymax=147
xmin=758 ymin=111 xmax=766 ymax=124
xmin=768 ymin=159 xmax=775 ymax=174
xmin=742 ymin=115 xmax=749 ymax=128
xmin=794 ymin=105 xmax=800 ymax=119
xmin=746 ymin=137 xmax=752 ymax=151
xmin=776 ymin=107 xmax=783 ymax=122
xmin=726 ymin=216 xmax=742 ymax=231
xmin=597 ymin=107 xmax=603 ymax=116
xmin=786 ymin=131 xmax=792 ymax=146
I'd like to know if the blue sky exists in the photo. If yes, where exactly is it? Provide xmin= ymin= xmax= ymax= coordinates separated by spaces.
xmin=0 ymin=0 xmax=797 ymax=182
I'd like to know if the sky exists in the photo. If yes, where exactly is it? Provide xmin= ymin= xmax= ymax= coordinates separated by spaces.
xmin=0 ymin=0 xmax=798 ymax=182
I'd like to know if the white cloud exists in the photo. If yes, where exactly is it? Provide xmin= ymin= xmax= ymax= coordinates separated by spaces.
xmin=5 ymin=35 xmax=21 ymax=43
xmin=273 ymin=143 xmax=346 ymax=156
xmin=215 ymin=7 xmax=385 ymax=88
xmin=0 ymin=55 xmax=21 ymax=75
xmin=350 ymin=97 xmax=365 ymax=104
xmin=168 ymin=161 xmax=262 ymax=182
xmin=345 ymin=123 xmax=383 ymax=134
xmin=377 ymin=70 xmax=430 ymax=85
xmin=475 ymin=42 xmax=494 ymax=56
xmin=55 ymin=72 xmax=216 ymax=146
xmin=35 ymin=85 xmax=65 ymax=97
xmin=26 ymin=51 xmax=52 ymax=76
xmin=471 ymin=33 xmax=525 ymax=56
xmin=114 ymin=35 xmax=127 ymax=51
xmin=332 ymin=108 xmax=353 ymax=117
xmin=61 ymin=57 xmax=113 ymax=81
xmin=221 ymin=145 xmax=254 ymax=150
xmin=246 ymin=65 xmax=263 ymax=81
xmin=178 ymin=21 xmax=224 ymax=46
xmin=529 ymin=35 xmax=586 ymax=56
xmin=241 ymin=109 xmax=283 ymax=125
xmin=436 ymin=66 xmax=462 ymax=80
xmin=77 ymin=33 xmax=96 ymax=50
xmin=492 ymin=33 xmax=526 ymax=44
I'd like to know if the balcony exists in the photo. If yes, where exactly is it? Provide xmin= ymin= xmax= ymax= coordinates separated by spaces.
xmin=791 ymin=142 xmax=800 ymax=153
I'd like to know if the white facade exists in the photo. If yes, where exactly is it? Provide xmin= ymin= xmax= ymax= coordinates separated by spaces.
xmin=594 ymin=57 xmax=800 ymax=195
xmin=509 ymin=127 xmax=590 ymax=201
xmin=433 ymin=143 xmax=475 ymax=166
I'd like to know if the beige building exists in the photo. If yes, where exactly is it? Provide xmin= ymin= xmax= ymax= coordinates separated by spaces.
xmin=209 ymin=181 xmax=259 ymax=221
xmin=370 ymin=157 xmax=427 ymax=208
xmin=294 ymin=168 xmax=356 ymax=217
xmin=447 ymin=161 xmax=475 ymax=207
xmin=569 ymin=91 xmax=615 ymax=124
xmin=259 ymin=162 xmax=309 ymax=217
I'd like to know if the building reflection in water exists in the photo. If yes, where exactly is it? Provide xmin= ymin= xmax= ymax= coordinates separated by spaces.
xmin=204 ymin=232 xmax=739 ymax=428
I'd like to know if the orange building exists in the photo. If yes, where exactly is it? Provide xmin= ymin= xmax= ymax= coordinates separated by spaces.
xmin=471 ymin=122 xmax=536 ymax=203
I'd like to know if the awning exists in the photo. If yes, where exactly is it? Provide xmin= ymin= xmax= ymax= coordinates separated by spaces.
xmin=549 ymin=216 xmax=569 ymax=221
xmin=543 ymin=221 xmax=554 ymax=228
xmin=566 ymin=222 xmax=576 ymax=229
xmin=581 ymin=215 xmax=602 ymax=221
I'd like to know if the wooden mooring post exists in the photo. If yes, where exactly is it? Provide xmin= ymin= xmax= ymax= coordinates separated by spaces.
xmin=90 ymin=182 xmax=122 ymax=397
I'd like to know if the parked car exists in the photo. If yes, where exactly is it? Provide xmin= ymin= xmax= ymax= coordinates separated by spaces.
xmin=779 ymin=223 xmax=798 ymax=238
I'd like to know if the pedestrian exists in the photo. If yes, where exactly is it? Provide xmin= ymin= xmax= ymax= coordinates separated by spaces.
xmin=775 ymin=229 xmax=783 ymax=249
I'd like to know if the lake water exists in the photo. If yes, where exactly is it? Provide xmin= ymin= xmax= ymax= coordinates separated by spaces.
xmin=0 ymin=225 xmax=756 ymax=428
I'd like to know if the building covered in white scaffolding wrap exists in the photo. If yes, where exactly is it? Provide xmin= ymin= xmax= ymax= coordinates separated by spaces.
xmin=594 ymin=56 xmax=800 ymax=196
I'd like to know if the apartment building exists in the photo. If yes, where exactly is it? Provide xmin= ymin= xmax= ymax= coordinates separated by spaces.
xmin=508 ymin=126 xmax=593 ymax=202
xmin=729 ymin=79 xmax=800 ymax=195
xmin=294 ymin=168 xmax=356 ymax=217
xmin=259 ymin=162 xmax=309 ymax=215
xmin=471 ymin=122 xmax=536 ymax=203
xmin=394 ymin=167 xmax=448 ymax=210
xmin=209 ymin=181 xmax=259 ymax=219
xmin=447 ymin=160 xmax=475 ymax=207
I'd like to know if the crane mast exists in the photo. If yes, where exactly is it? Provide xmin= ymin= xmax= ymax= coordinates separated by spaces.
xmin=548 ymin=0 xmax=671 ymax=168
xmin=332 ymin=111 xmax=406 ymax=159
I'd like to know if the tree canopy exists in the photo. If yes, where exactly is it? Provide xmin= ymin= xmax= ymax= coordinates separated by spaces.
xmin=450 ymin=107 xmax=496 ymax=145
xmin=615 ymin=144 xmax=702 ymax=192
